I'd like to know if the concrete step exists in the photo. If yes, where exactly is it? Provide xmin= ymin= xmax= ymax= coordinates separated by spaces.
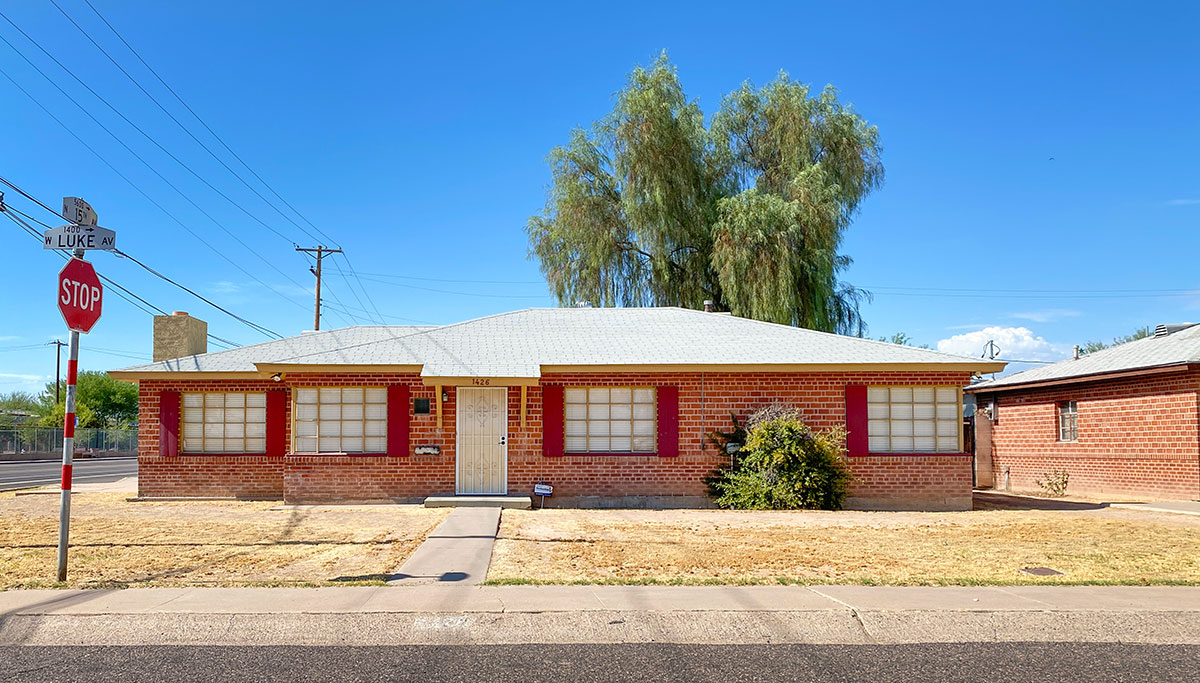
xmin=423 ymin=495 xmax=531 ymax=509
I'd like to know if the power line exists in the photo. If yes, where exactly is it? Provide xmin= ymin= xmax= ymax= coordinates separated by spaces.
xmin=335 ymin=252 xmax=385 ymax=324
xmin=322 ymin=301 xmax=434 ymax=325
xmin=1 ymin=9 xmax=307 ymax=249
xmin=48 ymin=0 xmax=329 ymax=247
xmin=77 ymin=0 xmax=340 ymax=247
xmin=348 ymin=271 xmax=544 ymax=285
xmin=332 ymin=268 xmax=550 ymax=299
xmin=63 ymin=0 xmax=389 ymax=322
xmin=0 ymin=203 xmax=239 ymax=349
xmin=0 ymin=59 xmax=311 ymax=315
xmin=114 ymin=249 xmax=283 ymax=339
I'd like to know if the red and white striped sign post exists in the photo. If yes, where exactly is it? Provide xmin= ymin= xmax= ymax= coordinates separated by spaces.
xmin=55 ymin=254 xmax=103 ymax=582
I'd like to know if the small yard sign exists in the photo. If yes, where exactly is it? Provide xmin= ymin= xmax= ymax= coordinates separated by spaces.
xmin=533 ymin=483 xmax=553 ymax=497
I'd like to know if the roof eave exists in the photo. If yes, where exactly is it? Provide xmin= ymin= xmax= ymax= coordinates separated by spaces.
xmin=965 ymin=362 xmax=1193 ymax=394
xmin=541 ymin=361 xmax=1006 ymax=373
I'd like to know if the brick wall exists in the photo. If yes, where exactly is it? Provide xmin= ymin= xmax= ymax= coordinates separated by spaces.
xmin=974 ymin=368 xmax=1200 ymax=499
xmin=138 ymin=370 xmax=976 ymax=509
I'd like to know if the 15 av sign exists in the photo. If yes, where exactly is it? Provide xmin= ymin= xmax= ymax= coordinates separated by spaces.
xmin=58 ymin=258 xmax=103 ymax=333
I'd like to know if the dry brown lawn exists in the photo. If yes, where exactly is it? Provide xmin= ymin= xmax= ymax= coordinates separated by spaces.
xmin=488 ymin=504 xmax=1200 ymax=586
xmin=0 ymin=492 xmax=448 ymax=589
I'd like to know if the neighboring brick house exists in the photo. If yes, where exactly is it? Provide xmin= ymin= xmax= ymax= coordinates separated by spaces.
xmin=110 ymin=307 xmax=1003 ymax=510
xmin=967 ymin=323 xmax=1200 ymax=500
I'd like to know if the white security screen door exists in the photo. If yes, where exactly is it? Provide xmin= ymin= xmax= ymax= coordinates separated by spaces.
xmin=456 ymin=387 xmax=508 ymax=494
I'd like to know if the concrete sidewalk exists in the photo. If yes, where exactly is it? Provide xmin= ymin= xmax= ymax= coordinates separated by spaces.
xmin=388 ymin=506 xmax=501 ymax=585
xmin=2 ymin=585 xmax=1198 ymax=646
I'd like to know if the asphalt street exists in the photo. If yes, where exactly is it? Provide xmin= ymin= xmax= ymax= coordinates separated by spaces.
xmin=0 ymin=456 xmax=136 ymax=491
xmin=0 ymin=643 xmax=1196 ymax=682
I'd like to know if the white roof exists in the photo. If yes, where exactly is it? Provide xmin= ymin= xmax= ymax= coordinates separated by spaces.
xmin=968 ymin=323 xmax=1200 ymax=391
xmin=112 ymin=308 xmax=1003 ymax=378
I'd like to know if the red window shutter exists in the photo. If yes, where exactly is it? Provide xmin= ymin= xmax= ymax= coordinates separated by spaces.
xmin=542 ymin=385 xmax=564 ymax=457
xmin=656 ymin=386 xmax=679 ymax=457
xmin=159 ymin=390 xmax=179 ymax=457
xmin=266 ymin=390 xmax=287 ymax=456
xmin=388 ymin=385 xmax=410 ymax=456
xmin=845 ymin=384 xmax=868 ymax=456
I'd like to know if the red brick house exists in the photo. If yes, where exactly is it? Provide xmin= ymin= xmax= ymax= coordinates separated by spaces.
xmin=967 ymin=323 xmax=1200 ymax=500
xmin=111 ymin=308 xmax=1003 ymax=510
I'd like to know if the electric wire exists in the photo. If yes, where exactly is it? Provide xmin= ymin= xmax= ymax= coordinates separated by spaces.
xmin=0 ymin=60 xmax=311 ymax=315
xmin=113 ymin=249 xmax=283 ymax=339
xmin=334 ymin=252 xmax=385 ymax=324
xmin=1 ymin=9 xmax=305 ymax=249
xmin=1 ymin=206 xmax=239 ymax=349
xmin=48 ymin=0 xmax=328 ymax=247
xmin=78 ymin=0 xmax=340 ymax=247
xmin=65 ymin=0 xmax=388 ymax=320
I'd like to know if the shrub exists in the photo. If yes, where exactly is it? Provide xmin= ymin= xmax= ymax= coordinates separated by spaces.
xmin=745 ymin=403 xmax=802 ymax=431
xmin=1036 ymin=470 xmax=1070 ymax=497
xmin=711 ymin=414 xmax=852 ymax=510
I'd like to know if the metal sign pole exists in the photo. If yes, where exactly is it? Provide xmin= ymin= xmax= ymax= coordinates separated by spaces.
xmin=56 ymin=249 xmax=84 ymax=582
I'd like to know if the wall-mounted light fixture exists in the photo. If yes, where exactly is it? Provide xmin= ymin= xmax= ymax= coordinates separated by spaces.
xmin=442 ymin=389 xmax=449 ymax=402
xmin=271 ymin=372 xmax=282 ymax=383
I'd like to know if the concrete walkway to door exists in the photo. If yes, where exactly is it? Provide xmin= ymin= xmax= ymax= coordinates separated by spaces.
xmin=387 ymin=507 xmax=501 ymax=585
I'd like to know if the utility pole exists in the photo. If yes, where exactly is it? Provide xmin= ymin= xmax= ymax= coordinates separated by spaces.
xmin=48 ymin=340 xmax=66 ymax=403
xmin=295 ymin=245 xmax=343 ymax=331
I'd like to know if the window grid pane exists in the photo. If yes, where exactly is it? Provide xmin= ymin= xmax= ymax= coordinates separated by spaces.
xmin=563 ymin=387 xmax=656 ymax=453
xmin=866 ymin=386 xmax=960 ymax=453
xmin=1058 ymin=401 xmax=1078 ymax=441
xmin=180 ymin=392 xmax=268 ymax=453
xmin=294 ymin=386 xmax=388 ymax=453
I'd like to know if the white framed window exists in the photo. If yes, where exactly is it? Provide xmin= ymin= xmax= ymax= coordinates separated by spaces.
xmin=181 ymin=392 xmax=267 ymax=453
xmin=867 ymin=386 xmax=961 ymax=453
xmin=294 ymin=387 xmax=387 ymax=454
xmin=1058 ymin=400 xmax=1078 ymax=441
xmin=564 ymin=387 xmax=656 ymax=453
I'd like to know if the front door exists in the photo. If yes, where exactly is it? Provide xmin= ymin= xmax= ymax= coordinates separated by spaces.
xmin=456 ymin=387 xmax=508 ymax=495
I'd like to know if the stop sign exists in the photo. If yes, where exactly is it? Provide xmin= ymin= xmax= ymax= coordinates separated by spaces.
xmin=57 ymin=258 xmax=103 ymax=333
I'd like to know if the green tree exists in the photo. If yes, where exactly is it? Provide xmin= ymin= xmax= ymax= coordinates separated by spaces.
xmin=0 ymin=391 xmax=39 ymax=427
xmin=877 ymin=332 xmax=931 ymax=349
xmin=527 ymin=54 xmax=883 ymax=335
xmin=1079 ymin=326 xmax=1151 ymax=355
xmin=37 ymin=371 xmax=138 ymax=427
xmin=37 ymin=399 xmax=98 ymax=428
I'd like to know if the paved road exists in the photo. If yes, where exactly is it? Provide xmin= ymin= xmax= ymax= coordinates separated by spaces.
xmin=0 ymin=643 xmax=1195 ymax=682
xmin=0 ymin=456 xmax=136 ymax=491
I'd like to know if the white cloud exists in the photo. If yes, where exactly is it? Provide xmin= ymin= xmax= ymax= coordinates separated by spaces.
xmin=937 ymin=326 xmax=1072 ymax=363
xmin=1010 ymin=308 xmax=1082 ymax=323
xmin=0 ymin=335 xmax=20 ymax=342
xmin=1165 ymin=198 xmax=1200 ymax=206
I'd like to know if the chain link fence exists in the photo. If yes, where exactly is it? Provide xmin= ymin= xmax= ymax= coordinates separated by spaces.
xmin=0 ymin=426 xmax=137 ymax=458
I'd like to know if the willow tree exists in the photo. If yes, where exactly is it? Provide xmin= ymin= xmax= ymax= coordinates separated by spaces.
xmin=526 ymin=54 xmax=883 ymax=335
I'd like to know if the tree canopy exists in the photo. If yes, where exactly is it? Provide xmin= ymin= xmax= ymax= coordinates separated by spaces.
xmin=527 ymin=54 xmax=883 ymax=335
xmin=1079 ymin=326 xmax=1151 ymax=355
xmin=36 ymin=371 xmax=138 ymax=428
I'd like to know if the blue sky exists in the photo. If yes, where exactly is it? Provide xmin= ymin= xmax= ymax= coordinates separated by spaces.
xmin=1 ymin=0 xmax=1197 ymax=393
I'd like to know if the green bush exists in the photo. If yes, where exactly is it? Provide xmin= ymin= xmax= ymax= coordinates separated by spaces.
xmin=711 ymin=415 xmax=852 ymax=510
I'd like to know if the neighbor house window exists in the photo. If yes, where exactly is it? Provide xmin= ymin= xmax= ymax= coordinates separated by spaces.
xmin=867 ymin=386 xmax=961 ymax=453
xmin=181 ymin=392 xmax=267 ymax=453
xmin=294 ymin=387 xmax=387 ymax=453
xmin=564 ymin=387 xmax=656 ymax=453
xmin=1058 ymin=400 xmax=1078 ymax=441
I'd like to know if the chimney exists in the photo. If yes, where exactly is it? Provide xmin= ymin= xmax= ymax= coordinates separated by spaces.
xmin=153 ymin=311 xmax=207 ymax=361
xmin=1073 ymin=345 xmax=1080 ymax=360
xmin=703 ymin=300 xmax=714 ymax=312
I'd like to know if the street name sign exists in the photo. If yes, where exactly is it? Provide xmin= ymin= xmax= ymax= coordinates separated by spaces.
xmin=62 ymin=197 xmax=97 ymax=226
xmin=43 ymin=223 xmax=117 ymax=251
xmin=57 ymin=258 xmax=103 ymax=333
